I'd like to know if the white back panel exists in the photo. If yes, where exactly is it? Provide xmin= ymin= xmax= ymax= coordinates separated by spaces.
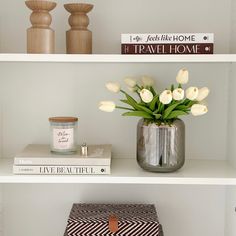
xmin=3 ymin=184 xmax=225 ymax=236
xmin=225 ymin=187 xmax=236 ymax=236
xmin=0 ymin=0 xmax=231 ymax=53
xmin=0 ymin=62 xmax=229 ymax=160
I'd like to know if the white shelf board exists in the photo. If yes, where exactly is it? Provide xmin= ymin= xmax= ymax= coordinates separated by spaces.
xmin=0 ymin=53 xmax=236 ymax=63
xmin=0 ymin=158 xmax=236 ymax=184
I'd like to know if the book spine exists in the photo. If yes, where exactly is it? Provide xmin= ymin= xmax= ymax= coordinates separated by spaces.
xmin=13 ymin=165 xmax=110 ymax=175
xmin=121 ymin=33 xmax=214 ymax=44
xmin=121 ymin=43 xmax=214 ymax=54
xmin=14 ymin=158 xmax=110 ymax=166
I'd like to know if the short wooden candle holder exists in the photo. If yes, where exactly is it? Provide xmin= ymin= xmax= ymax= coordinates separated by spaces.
xmin=64 ymin=3 xmax=94 ymax=54
xmin=25 ymin=0 xmax=57 ymax=54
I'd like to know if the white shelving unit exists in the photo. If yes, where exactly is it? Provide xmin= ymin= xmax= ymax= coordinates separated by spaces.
xmin=0 ymin=0 xmax=236 ymax=236
xmin=0 ymin=53 xmax=236 ymax=63
xmin=1 ymin=158 xmax=236 ymax=185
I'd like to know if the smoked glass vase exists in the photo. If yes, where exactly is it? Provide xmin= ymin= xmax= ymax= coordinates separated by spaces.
xmin=137 ymin=119 xmax=185 ymax=173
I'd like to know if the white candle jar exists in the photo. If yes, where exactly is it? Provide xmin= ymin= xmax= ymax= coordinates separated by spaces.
xmin=49 ymin=117 xmax=78 ymax=154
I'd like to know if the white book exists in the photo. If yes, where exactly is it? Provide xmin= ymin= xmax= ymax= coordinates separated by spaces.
xmin=13 ymin=165 xmax=110 ymax=175
xmin=14 ymin=144 xmax=111 ymax=166
xmin=121 ymin=33 xmax=214 ymax=44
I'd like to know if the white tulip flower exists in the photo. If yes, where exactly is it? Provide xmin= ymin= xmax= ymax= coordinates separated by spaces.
xmin=160 ymin=90 xmax=173 ymax=104
xmin=176 ymin=68 xmax=189 ymax=84
xmin=173 ymin=88 xmax=185 ymax=101
xmin=127 ymin=86 xmax=137 ymax=93
xmin=141 ymin=76 xmax=154 ymax=87
xmin=186 ymin=87 xmax=199 ymax=100
xmin=191 ymin=104 xmax=208 ymax=116
xmin=98 ymin=101 xmax=116 ymax=112
xmin=196 ymin=87 xmax=210 ymax=101
xmin=105 ymin=82 xmax=121 ymax=93
xmin=124 ymin=77 xmax=137 ymax=88
xmin=140 ymin=89 xmax=154 ymax=103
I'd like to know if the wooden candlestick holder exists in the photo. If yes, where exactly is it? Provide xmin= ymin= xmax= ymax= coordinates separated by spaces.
xmin=25 ymin=0 xmax=57 ymax=54
xmin=64 ymin=3 xmax=94 ymax=54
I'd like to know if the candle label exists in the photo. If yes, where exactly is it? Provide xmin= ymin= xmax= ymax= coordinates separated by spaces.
xmin=53 ymin=128 xmax=74 ymax=150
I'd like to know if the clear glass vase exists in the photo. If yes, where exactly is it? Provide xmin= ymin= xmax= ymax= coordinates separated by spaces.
xmin=137 ymin=119 xmax=185 ymax=173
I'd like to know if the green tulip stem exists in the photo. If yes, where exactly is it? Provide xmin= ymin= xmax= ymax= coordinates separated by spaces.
xmin=116 ymin=106 xmax=134 ymax=111
xmin=136 ymin=91 xmax=142 ymax=99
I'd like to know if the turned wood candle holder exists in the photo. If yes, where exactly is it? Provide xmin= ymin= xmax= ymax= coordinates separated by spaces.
xmin=64 ymin=3 xmax=94 ymax=54
xmin=25 ymin=0 xmax=57 ymax=54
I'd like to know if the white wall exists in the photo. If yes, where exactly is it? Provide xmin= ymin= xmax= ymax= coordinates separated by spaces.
xmin=224 ymin=2 xmax=236 ymax=235
xmin=225 ymin=187 xmax=236 ymax=236
xmin=228 ymin=0 xmax=236 ymax=167
xmin=230 ymin=0 xmax=236 ymax=53
xmin=0 ymin=186 xmax=2 ymax=236
xmin=227 ymin=64 xmax=236 ymax=167
xmin=0 ymin=0 xmax=232 ymax=53
xmin=0 ymin=62 xmax=229 ymax=161
xmin=3 ymin=184 xmax=225 ymax=236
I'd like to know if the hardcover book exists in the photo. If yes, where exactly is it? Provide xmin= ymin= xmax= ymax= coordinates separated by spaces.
xmin=14 ymin=144 xmax=111 ymax=166
xmin=13 ymin=165 xmax=110 ymax=175
xmin=121 ymin=43 xmax=213 ymax=54
xmin=121 ymin=33 xmax=214 ymax=44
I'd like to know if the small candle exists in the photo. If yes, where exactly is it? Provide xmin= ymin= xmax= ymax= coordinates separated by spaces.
xmin=49 ymin=117 xmax=78 ymax=154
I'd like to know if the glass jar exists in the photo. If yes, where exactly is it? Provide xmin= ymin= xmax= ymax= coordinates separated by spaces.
xmin=49 ymin=117 xmax=78 ymax=154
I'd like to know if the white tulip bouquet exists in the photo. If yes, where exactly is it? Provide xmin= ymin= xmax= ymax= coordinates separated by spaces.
xmin=99 ymin=69 xmax=209 ymax=125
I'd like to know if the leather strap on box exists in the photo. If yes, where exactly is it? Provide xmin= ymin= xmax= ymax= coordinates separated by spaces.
xmin=109 ymin=215 xmax=119 ymax=233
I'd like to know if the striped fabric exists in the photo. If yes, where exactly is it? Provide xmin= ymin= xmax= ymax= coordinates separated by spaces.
xmin=65 ymin=204 xmax=163 ymax=236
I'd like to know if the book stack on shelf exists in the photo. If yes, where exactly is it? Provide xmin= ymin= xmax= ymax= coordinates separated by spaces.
xmin=121 ymin=33 xmax=214 ymax=54
xmin=13 ymin=144 xmax=111 ymax=175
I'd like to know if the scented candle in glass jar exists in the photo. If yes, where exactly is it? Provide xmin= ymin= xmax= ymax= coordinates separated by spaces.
xmin=49 ymin=117 xmax=78 ymax=154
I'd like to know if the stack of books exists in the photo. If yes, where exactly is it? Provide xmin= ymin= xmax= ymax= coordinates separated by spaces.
xmin=13 ymin=144 xmax=111 ymax=175
xmin=121 ymin=33 xmax=214 ymax=54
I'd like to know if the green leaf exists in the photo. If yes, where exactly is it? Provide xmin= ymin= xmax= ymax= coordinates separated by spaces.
xmin=183 ymin=99 xmax=190 ymax=105
xmin=120 ymin=99 xmax=131 ymax=105
xmin=186 ymin=100 xmax=197 ymax=108
xmin=150 ymin=86 xmax=156 ymax=96
xmin=125 ymin=93 xmax=137 ymax=103
xmin=176 ymin=105 xmax=188 ymax=110
xmin=122 ymin=96 xmax=154 ymax=114
xmin=122 ymin=111 xmax=154 ymax=119
xmin=166 ymin=110 xmax=188 ymax=119
xmin=124 ymin=93 xmax=139 ymax=110
xmin=156 ymin=103 xmax=164 ymax=114
xmin=120 ymin=99 xmax=139 ymax=110
xmin=175 ymin=105 xmax=190 ymax=112
xmin=154 ymin=114 xmax=162 ymax=119
xmin=135 ymin=104 xmax=153 ymax=114
xmin=163 ymin=102 xmax=181 ymax=119
xmin=149 ymin=95 xmax=159 ymax=111
xmin=153 ymin=109 xmax=159 ymax=114
xmin=139 ymin=102 xmax=146 ymax=106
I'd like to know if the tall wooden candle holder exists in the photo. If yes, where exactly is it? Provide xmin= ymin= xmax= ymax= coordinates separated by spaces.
xmin=64 ymin=3 xmax=94 ymax=54
xmin=25 ymin=0 xmax=57 ymax=54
